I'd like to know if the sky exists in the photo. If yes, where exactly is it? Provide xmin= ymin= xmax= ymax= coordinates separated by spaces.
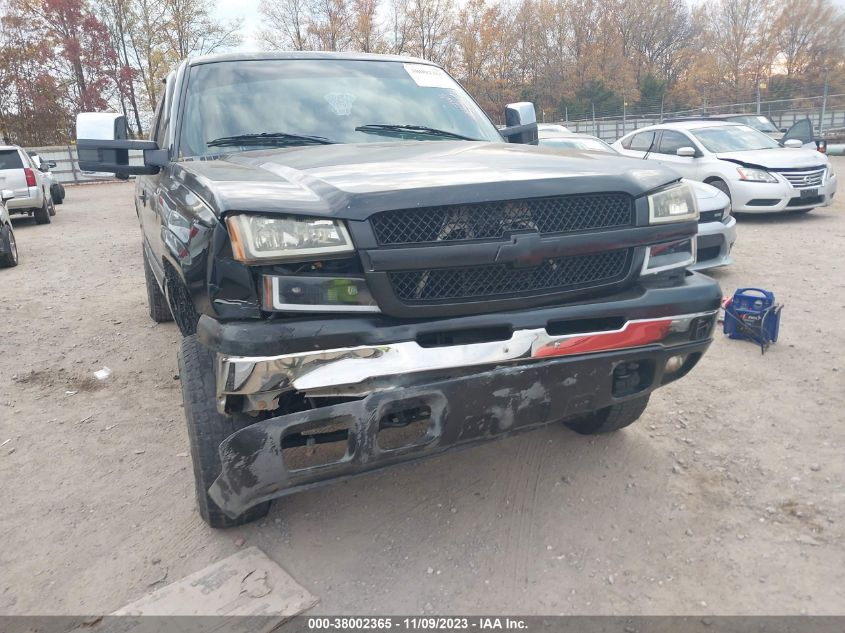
xmin=215 ymin=0 xmax=263 ymax=51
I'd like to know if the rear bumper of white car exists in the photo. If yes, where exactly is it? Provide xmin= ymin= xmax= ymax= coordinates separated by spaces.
xmin=6 ymin=186 xmax=42 ymax=213
xmin=690 ymin=216 xmax=736 ymax=271
xmin=731 ymin=172 xmax=837 ymax=213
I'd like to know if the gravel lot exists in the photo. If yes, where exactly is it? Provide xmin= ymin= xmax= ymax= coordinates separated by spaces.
xmin=1 ymin=165 xmax=843 ymax=616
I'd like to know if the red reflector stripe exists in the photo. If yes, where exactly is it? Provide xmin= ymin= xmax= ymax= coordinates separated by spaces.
xmin=532 ymin=320 xmax=672 ymax=359
xmin=24 ymin=167 xmax=36 ymax=187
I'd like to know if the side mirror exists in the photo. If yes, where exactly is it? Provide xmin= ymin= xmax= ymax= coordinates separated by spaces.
xmin=39 ymin=164 xmax=50 ymax=173
xmin=783 ymin=139 xmax=803 ymax=149
xmin=500 ymin=102 xmax=539 ymax=145
xmin=676 ymin=146 xmax=697 ymax=157
xmin=1 ymin=189 xmax=14 ymax=202
xmin=780 ymin=128 xmax=788 ymax=133
xmin=47 ymin=161 xmax=56 ymax=168
xmin=76 ymin=112 xmax=168 ymax=176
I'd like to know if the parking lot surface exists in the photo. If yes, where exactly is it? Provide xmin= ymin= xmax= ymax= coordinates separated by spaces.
xmin=1 ymin=165 xmax=843 ymax=615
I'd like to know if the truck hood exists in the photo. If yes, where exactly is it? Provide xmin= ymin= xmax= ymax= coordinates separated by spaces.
xmin=715 ymin=148 xmax=827 ymax=170
xmin=176 ymin=141 xmax=679 ymax=219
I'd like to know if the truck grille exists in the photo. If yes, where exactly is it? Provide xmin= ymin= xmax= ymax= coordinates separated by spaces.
xmin=775 ymin=167 xmax=826 ymax=188
xmin=389 ymin=249 xmax=631 ymax=302
xmin=370 ymin=194 xmax=633 ymax=245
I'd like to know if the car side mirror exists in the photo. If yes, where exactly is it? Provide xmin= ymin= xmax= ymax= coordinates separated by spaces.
xmin=676 ymin=146 xmax=696 ymax=157
xmin=76 ymin=112 xmax=168 ymax=176
xmin=1 ymin=189 xmax=14 ymax=202
xmin=39 ymin=164 xmax=50 ymax=173
xmin=780 ymin=128 xmax=788 ymax=133
xmin=500 ymin=102 xmax=539 ymax=145
xmin=47 ymin=161 xmax=56 ymax=168
xmin=783 ymin=139 xmax=803 ymax=149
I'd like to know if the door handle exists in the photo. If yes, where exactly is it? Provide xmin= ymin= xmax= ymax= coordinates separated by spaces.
xmin=139 ymin=189 xmax=148 ymax=206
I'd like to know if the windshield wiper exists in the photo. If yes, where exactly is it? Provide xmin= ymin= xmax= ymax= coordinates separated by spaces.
xmin=355 ymin=124 xmax=479 ymax=141
xmin=207 ymin=132 xmax=336 ymax=148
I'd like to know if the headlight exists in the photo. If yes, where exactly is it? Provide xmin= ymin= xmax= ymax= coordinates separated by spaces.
xmin=736 ymin=167 xmax=778 ymax=183
xmin=647 ymin=184 xmax=699 ymax=224
xmin=226 ymin=214 xmax=354 ymax=262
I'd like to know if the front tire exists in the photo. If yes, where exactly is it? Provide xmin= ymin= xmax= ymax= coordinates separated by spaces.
xmin=51 ymin=185 xmax=64 ymax=205
xmin=564 ymin=395 xmax=650 ymax=435
xmin=143 ymin=247 xmax=173 ymax=323
xmin=179 ymin=335 xmax=271 ymax=528
xmin=0 ymin=224 xmax=18 ymax=267
xmin=705 ymin=178 xmax=731 ymax=201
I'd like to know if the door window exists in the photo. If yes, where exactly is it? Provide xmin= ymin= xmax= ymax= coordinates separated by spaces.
xmin=783 ymin=118 xmax=813 ymax=144
xmin=628 ymin=131 xmax=656 ymax=151
xmin=657 ymin=131 xmax=692 ymax=155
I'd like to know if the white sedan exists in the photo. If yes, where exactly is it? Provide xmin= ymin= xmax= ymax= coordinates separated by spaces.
xmin=537 ymin=127 xmax=735 ymax=270
xmin=611 ymin=121 xmax=836 ymax=214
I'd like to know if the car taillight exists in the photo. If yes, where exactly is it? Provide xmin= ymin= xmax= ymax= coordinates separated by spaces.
xmin=24 ymin=167 xmax=36 ymax=187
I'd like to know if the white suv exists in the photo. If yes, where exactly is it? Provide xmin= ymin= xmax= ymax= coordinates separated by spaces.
xmin=0 ymin=145 xmax=55 ymax=224
xmin=612 ymin=121 xmax=836 ymax=214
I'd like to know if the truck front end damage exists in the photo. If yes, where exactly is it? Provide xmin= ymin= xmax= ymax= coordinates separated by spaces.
xmin=203 ymin=275 xmax=720 ymax=517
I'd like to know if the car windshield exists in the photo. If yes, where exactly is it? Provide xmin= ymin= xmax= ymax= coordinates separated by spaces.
xmin=726 ymin=115 xmax=779 ymax=133
xmin=179 ymin=59 xmax=502 ymax=157
xmin=690 ymin=125 xmax=781 ymax=152
xmin=539 ymin=137 xmax=617 ymax=153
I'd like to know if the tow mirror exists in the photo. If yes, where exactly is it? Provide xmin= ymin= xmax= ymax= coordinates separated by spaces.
xmin=76 ymin=112 xmax=168 ymax=176
xmin=676 ymin=146 xmax=697 ymax=157
xmin=783 ymin=139 xmax=803 ymax=149
xmin=1 ymin=189 xmax=14 ymax=202
xmin=500 ymin=102 xmax=539 ymax=145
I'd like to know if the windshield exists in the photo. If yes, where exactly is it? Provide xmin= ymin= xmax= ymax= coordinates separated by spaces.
xmin=179 ymin=59 xmax=502 ymax=157
xmin=726 ymin=115 xmax=779 ymax=133
xmin=690 ymin=125 xmax=781 ymax=152
xmin=539 ymin=137 xmax=617 ymax=154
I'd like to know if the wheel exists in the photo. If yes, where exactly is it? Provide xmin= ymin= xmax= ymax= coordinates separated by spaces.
xmin=143 ymin=247 xmax=173 ymax=322
xmin=165 ymin=265 xmax=201 ymax=336
xmin=179 ymin=334 xmax=271 ymax=528
xmin=0 ymin=224 xmax=18 ymax=267
xmin=33 ymin=199 xmax=51 ymax=224
xmin=47 ymin=195 xmax=56 ymax=216
xmin=51 ymin=185 xmax=63 ymax=205
xmin=564 ymin=395 xmax=650 ymax=435
xmin=705 ymin=178 xmax=731 ymax=201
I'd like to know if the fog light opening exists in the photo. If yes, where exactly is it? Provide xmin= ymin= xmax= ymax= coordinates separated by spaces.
xmin=664 ymin=354 xmax=687 ymax=374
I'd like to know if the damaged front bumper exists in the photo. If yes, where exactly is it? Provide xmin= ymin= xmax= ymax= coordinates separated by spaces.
xmin=209 ymin=315 xmax=716 ymax=517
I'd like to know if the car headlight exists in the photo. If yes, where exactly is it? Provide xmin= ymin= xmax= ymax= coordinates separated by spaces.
xmin=226 ymin=214 xmax=354 ymax=262
xmin=736 ymin=167 xmax=778 ymax=183
xmin=647 ymin=184 xmax=699 ymax=224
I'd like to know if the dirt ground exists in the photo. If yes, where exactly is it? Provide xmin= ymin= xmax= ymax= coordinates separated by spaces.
xmin=1 ymin=166 xmax=843 ymax=616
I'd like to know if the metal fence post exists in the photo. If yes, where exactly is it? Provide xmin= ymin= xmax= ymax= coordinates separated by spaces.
xmin=67 ymin=145 xmax=79 ymax=184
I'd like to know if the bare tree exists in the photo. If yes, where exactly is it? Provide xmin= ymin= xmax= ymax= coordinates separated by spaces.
xmin=161 ymin=0 xmax=242 ymax=59
xmin=258 ymin=0 xmax=311 ymax=50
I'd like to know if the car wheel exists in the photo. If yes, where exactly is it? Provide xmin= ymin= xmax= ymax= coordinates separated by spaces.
xmin=143 ymin=247 xmax=174 ymax=323
xmin=179 ymin=334 xmax=272 ymax=528
xmin=165 ymin=264 xmax=201 ymax=337
xmin=33 ymin=199 xmax=51 ymax=224
xmin=47 ymin=195 xmax=56 ymax=216
xmin=563 ymin=395 xmax=650 ymax=435
xmin=51 ymin=185 xmax=63 ymax=205
xmin=705 ymin=178 xmax=731 ymax=201
xmin=0 ymin=224 xmax=18 ymax=267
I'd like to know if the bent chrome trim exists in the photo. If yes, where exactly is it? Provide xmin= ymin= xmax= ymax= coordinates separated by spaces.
xmin=216 ymin=311 xmax=717 ymax=403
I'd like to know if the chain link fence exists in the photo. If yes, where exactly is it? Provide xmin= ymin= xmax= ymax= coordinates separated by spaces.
xmin=559 ymin=94 xmax=845 ymax=143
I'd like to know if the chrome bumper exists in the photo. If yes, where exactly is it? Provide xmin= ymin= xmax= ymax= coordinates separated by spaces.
xmin=216 ymin=311 xmax=717 ymax=410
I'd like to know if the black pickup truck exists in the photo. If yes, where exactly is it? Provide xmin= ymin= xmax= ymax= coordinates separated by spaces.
xmin=77 ymin=52 xmax=721 ymax=528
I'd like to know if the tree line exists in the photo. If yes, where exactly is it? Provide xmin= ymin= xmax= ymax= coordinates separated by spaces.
xmin=1 ymin=0 xmax=844 ymax=145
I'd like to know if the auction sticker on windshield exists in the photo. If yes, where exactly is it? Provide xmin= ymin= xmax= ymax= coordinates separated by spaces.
xmin=404 ymin=63 xmax=455 ymax=89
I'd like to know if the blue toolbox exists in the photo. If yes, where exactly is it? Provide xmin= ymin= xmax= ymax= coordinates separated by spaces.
xmin=723 ymin=288 xmax=783 ymax=353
